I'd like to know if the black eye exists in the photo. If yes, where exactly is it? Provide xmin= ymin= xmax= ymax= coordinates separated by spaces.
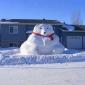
xmin=47 ymin=28 xmax=48 ymax=29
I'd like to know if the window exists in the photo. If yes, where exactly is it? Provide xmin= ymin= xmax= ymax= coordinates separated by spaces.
xmin=9 ymin=26 xmax=18 ymax=34
xmin=9 ymin=43 xmax=17 ymax=47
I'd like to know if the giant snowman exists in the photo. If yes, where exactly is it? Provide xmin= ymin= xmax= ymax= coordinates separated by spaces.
xmin=20 ymin=24 xmax=65 ymax=55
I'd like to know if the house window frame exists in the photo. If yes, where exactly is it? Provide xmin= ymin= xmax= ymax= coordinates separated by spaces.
xmin=9 ymin=25 xmax=18 ymax=34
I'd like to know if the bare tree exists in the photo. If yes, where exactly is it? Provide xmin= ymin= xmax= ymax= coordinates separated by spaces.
xmin=71 ymin=11 xmax=83 ymax=25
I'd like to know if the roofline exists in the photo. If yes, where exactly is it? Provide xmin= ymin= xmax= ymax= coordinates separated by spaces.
xmin=0 ymin=22 xmax=63 ymax=25
xmin=0 ymin=18 xmax=62 ymax=25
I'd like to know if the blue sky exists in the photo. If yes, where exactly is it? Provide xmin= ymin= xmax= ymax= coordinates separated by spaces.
xmin=0 ymin=0 xmax=85 ymax=24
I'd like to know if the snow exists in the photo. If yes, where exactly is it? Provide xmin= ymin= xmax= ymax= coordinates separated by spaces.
xmin=0 ymin=62 xmax=85 ymax=85
xmin=20 ymin=24 xmax=65 ymax=55
xmin=26 ymin=30 xmax=32 ymax=33
xmin=0 ymin=48 xmax=85 ymax=85
xmin=0 ymin=48 xmax=85 ymax=65
xmin=62 ymin=24 xmax=75 ymax=31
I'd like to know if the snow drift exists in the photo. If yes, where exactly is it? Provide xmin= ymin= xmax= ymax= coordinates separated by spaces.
xmin=0 ymin=48 xmax=85 ymax=65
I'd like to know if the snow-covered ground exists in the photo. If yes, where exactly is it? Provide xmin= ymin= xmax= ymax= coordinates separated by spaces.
xmin=0 ymin=48 xmax=85 ymax=85
xmin=0 ymin=62 xmax=85 ymax=85
xmin=0 ymin=47 xmax=85 ymax=65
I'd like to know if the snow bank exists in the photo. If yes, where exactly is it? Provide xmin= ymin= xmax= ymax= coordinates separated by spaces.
xmin=0 ymin=48 xmax=85 ymax=65
xmin=62 ymin=24 xmax=75 ymax=31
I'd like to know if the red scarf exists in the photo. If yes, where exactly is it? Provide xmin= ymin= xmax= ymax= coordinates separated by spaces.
xmin=32 ymin=32 xmax=54 ymax=40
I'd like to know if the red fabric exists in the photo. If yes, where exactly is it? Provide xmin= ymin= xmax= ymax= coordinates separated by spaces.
xmin=32 ymin=32 xmax=54 ymax=40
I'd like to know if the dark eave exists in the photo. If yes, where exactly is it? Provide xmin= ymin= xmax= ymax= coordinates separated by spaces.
xmin=0 ymin=19 xmax=62 ymax=25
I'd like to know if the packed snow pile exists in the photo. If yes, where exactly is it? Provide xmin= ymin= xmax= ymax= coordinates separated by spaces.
xmin=0 ymin=47 xmax=85 ymax=65
xmin=62 ymin=24 xmax=75 ymax=31
xmin=20 ymin=24 xmax=64 ymax=55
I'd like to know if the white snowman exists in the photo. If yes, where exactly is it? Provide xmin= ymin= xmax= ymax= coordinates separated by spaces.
xmin=20 ymin=24 xmax=65 ymax=55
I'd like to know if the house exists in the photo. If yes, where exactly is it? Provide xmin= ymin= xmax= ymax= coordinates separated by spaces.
xmin=0 ymin=19 xmax=85 ymax=49
xmin=56 ymin=24 xmax=85 ymax=49
xmin=0 ymin=19 xmax=61 ymax=48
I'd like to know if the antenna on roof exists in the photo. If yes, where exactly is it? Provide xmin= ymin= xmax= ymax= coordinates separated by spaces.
xmin=43 ymin=19 xmax=46 ymax=20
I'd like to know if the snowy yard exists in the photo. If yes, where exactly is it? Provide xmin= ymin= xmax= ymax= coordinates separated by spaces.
xmin=0 ymin=63 xmax=85 ymax=85
xmin=0 ymin=48 xmax=85 ymax=85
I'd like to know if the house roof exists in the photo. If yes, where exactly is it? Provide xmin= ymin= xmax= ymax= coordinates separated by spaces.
xmin=74 ymin=25 xmax=85 ymax=30
xmin=0 ymin=19 xmax=62 ymax=25
xmin=56 ymin=24 xmax=85 ymax=31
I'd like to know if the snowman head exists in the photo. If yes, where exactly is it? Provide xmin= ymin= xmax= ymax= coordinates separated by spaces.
xmin=33 ymin=24 xmax=54 ymax=36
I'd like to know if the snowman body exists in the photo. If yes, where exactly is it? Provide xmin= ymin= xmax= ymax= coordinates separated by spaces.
xmin=20 ymin=24 xmax=65 ymax=55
